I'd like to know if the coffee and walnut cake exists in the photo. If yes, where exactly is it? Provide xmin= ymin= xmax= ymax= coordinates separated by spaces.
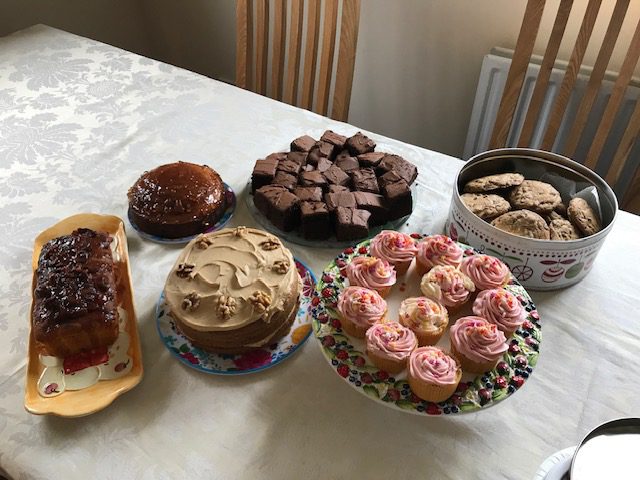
xmin=251 ymin=130 xmax=418 ymax=241
xmin=164 ymin=227 xmax=301 ymax=354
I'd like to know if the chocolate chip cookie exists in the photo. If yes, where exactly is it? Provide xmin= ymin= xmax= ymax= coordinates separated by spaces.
xmin=463 ymin=173 xmax=525 ymax=193
xmin=491 ymin=210 xmax=550 ymax=240
xmin=461 ymin=193 xmax=511 ymax=220
xmin=567 ymin=197 xmax=601 ymax=236
xmin=549 ymin=218 xmax=581 ymax=241
xmin=508 ymin=180 xmax=562 ymax=214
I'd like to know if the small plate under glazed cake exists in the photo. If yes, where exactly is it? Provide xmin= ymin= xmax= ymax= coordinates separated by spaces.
xmin=164 ymin=226 xmax=302 ymax=355
xmin=25 ymin=214 xmax=143 ymax=417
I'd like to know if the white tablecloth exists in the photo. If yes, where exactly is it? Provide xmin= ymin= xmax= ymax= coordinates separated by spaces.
xmin=1 ymin=25 xmax=639 ymax=480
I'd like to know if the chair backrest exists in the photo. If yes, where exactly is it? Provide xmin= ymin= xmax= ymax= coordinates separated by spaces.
xmin=236 ymin=0 xmax=361 ymax=122
xmin=489 ymin=0 xmax=640 ymax=212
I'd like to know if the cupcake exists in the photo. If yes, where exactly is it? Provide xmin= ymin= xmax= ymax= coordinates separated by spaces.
xmin=337 ymin=287 xmax=387 ymax=338
xmin=346 ymin=256 xmax=397 ymax=297
xmin=398 ymin=297 xmax=449 ymax=346
xmin=415 ymin=234 xmax=464 ymax=275
xmin=365 ymin=322 xmax=418 ymax=373
xmin=449 ymin=316 xmax=508 ymax=373
xmin=472 ymin=288 xmax=526 ymax=337
xmin=460 ymin=254 xmax=511 ymax=290
xmin=419 ymin=265 xmax=475 ymax=310
xmin=369 ymin=230 xmax=418 ymax=274
xmin=407 ymin=346 xmax=462 ymax=403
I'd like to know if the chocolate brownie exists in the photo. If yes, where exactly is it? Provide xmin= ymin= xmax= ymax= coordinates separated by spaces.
xmin=291 ymin=135 xmax=316 ymax=152
xmin=321 ymin=130 xmax=347 ymax=148
xmin=272 ymin=171 xmax=298 ymax=191
xmin=328 ymin=185 xmax=350 ymax=194
xmin=335 ymin=207 xmax=371 ymax=241
xmin=277 ymin=159 xmax=302 ymax=176
xmin=300 ymin=201 xmax=331 ymax=240
xmin=334 ymin=149 xmax=353 ymax=162
xmin=377 ymin=154 xmax=418 ymax=185
xmin=254 ymin=185 xmax=300 ymax=231
xmin=252 ymin=158 xmax=278 ymax=193
xmin=286 ymin=151 xmax=308 ymax=166
xmin=346 ymin=132 xmax=376 ymax=155
xmin=323 ymin=164 xmax=350 ymax=187
xmin=354 ymin=191 xmax=388 ymax=225
xmin=316 ymin=157 xmax=333 ymax=173
xmin=335 ymin=155 xmax=359 ymax=172
xmin=357 ymin=152 xmax=385 ymax=168
xmin=294 ymin=186 xmax=323 ymax=202
xmin=266 ymin=152 xmax=287 ymax=163
xmin=382 ymin=180 xmax=412 ymax=220
xmin=351 ymin=168 xmax=379 ymax=194
xmin=300 ymin=170 xmax=328 ymax=189
xmin=325 ymin=191 xmax=356 ymax=211
xmin=378 ymin=170 xmax=403 ymax=188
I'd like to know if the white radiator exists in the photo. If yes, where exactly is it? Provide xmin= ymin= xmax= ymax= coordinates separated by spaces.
xmin=464 ymin=48 xmax=640 ymax=199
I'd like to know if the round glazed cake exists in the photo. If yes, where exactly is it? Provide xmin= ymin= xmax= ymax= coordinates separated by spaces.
xmin=128 ymin=161 xmax=226 ymax=238
xmin=164 ymin=226 xmax=302 ymax=353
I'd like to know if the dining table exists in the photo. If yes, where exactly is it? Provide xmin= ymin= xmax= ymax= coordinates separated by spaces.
xmin=1 ymin=25 xmax=639 ymax=480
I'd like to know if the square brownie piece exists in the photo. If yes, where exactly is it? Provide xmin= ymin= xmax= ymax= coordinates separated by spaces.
xmin=321 ymin=130 xmax=347 ymax=148
xmin=315 ymin=157 xmax=333 ymax=173
xmin=251 ymin=158 xmax=278 ymax=193
xmin=378 ymin=170 xmax=403 ymax=188
xmin=291 ymin=135 xmax=316 ymax=152
xmin=381 ymin=180 xmax=413 ymax=220
xmin=377 ymin=154 xmax=418 ymax=185
xmin=328 ymin=185 xmax=350 ymax=194
xmin=334 ymin=149 xmax=352 ymax=162
xmin=351 ymin=168 xmax=379 ymax=194
xmin=324 ymin=191 xmax=356 ymax=211
xmin=254 ymin=185 xmax=300 ymax=231
xmin=277 ymin=159 xmax=302 ymax=176
xmin=294 ymin=186 xmax=323 ymax=202
xmin=272 ymin=171 xmax=298 ymax=191
xmin=287 ymin=151 xmax=308 ymax=166
xmin=266 ymin=152 xmax=288 ymax=163
xmin=335 ymin=155 xmax=359 ymax=172
xmin=300 ymin=170 xmax=328 ymax=189
xmin=357 ymin=152 xmax=385 ymax=168
xmin=308 ymin=141 xmax=335 ymax=165
xmin=345 ymin=131 xmax=376 ymax=155
xmin=335 ymin=207 xmax=371 ymax=241
xmin=300 ymin=201 xmax=331 ymax=240
xmin=354 ymin=191 xmax=388 ymax=225
xmin=323 ymin=164 xmax=350 ymax=187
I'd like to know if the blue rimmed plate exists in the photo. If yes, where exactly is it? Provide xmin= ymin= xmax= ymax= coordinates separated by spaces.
xmin=156 ymin=259 xmax=316 ymax=375
xmin=129 ymin=182 xmax=236 ymax=244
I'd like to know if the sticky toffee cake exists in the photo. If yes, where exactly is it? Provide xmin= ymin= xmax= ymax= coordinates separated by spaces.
xmin=164 ymin=227 xmax=302 ymax=354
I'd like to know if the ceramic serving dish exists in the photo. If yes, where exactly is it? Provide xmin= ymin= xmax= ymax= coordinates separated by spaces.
xmin=24 ymin=214 xmax=143 ymax=417
xmin=446 ymin=149 xmax=618 ymax=290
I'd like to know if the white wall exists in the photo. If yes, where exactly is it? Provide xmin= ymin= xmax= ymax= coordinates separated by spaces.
xmin=2 ymin=0 xmax=640 ymax=158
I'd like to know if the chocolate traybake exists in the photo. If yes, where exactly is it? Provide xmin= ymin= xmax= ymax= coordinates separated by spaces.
xmin=250 ymin=131 xmax=418 ymax=241
xmin=32 ymin=228 xmax=119 ymax=358
xmin=128 ymin=161 xmax=226 ymax=238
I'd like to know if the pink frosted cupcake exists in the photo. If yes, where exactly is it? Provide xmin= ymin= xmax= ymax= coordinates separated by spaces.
xmin=398 ymin=297 xmax=449 ymax=346
xmin=407 ymin=346 xmax=462 ymax=403
xmin=473 ymin=288 xmax=526 ymax=337
xmin=337 ymin=286 xmax=388 ymax=338
xmin=369 ymin=230 xmax=418 ymax=274
xmin=461 ymin=254 xmax=511 ymax=290
xmin=415 ymin=234 xmax=464 ymax=275
xmin=449 ymin=316 xmax=508 ymax=373
xmin=419 ymin=265 xmax=475 ymax=310
xmin=346 ymin=256 xmax=396 ymax=297
xmin=365 ymin=322 xmax=418 ymax=373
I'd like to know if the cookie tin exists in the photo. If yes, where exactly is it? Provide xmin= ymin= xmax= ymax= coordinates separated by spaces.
xmin=446 ymin=148 xmax=618 ymax=291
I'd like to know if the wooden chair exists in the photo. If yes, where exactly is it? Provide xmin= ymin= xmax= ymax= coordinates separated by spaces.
xmin=489 ymin=0 xmax=640 ymax=213
xmin=236 ymin=0 xmax=360 ymax=122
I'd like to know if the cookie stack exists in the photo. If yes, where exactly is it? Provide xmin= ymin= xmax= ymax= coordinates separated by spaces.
xmin=461 ymin=173 xmax=602 ymax=241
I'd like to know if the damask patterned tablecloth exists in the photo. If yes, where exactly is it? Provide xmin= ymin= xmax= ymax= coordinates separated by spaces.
xmin=1 ymin=25 xmax=640 ymax=480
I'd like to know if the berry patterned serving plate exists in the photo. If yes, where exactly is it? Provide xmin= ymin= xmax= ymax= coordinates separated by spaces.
xmin=244 ymin=180 xmax=418 ymax=248
xmin=310 ymin=234 xmax=542 ymax=415
xmin=156 ymin=259 xmax=316 ymax=374
xmin=128 ymin=183 xmax=236 ymax=244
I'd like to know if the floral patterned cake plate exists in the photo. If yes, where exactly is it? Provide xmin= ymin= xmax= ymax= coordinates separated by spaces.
xmin=128 ymin=183 xmax=236 ymax=244
xmin=310 ymin=234 xmax=542 ymax=416
xmin=156 ymin=259 xmax=316 ymax=374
